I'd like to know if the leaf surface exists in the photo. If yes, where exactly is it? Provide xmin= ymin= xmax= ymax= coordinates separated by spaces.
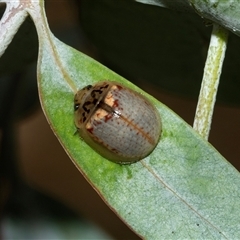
xmin=37 ymin=34 xmax=240 ymax=239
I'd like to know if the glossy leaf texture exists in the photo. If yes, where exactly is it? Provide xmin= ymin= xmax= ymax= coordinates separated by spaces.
xmin=37 ymin=32 xmax=240 ymax=238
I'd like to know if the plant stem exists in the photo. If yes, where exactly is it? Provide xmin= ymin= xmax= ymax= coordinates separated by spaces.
xmin=193 ymin=24 xmax=228 ymax=140
xmin=0 ymin=1 xmax=28 ymax=58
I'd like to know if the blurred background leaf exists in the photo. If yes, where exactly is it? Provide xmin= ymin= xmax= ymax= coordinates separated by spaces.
xmin=136 ymin=0 xmax=193 ymax=12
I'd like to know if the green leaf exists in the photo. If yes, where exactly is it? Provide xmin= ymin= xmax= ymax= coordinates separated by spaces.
xmin=37 ymin=33 xmax=240 ymax=238
xmin=1 ymin=0 xmax=239 ymax=237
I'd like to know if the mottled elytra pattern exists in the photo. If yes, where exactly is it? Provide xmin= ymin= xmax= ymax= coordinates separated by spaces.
xmin=74 ymin=83 xmax=110 ymax=124
xmin=74 ymin=81 xmax=162 ymax=164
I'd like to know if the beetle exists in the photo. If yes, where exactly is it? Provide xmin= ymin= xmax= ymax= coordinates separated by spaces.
xmin=74 ymin=81 xmax=161 ymax=164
